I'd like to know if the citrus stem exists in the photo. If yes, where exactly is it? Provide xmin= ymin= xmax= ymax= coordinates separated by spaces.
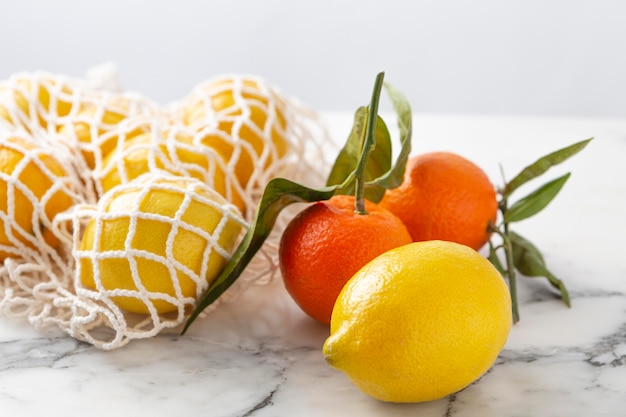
xmin=495 ymin=167 xmax=519 ymax=322
xmin=502 ymin=222 xmax=520 ymax=323
xmin=497 ymin=193 xmax=520 ymax=323
xmin=354 ymin=71 xmax=385 ymax=215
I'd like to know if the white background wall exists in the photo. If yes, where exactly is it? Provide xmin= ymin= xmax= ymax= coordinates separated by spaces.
xmin=1 ymin=0 xmax=625 ymax=117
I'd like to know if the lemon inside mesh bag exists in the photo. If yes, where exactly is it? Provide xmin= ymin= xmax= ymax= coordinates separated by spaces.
xmin=0 ymin=69 xmax=335 ymax=349
xmin=56 ymin=92 xmax=157 ymax=170
xmin=76 ymin=173 xmax=246 ymax=316
xmin=0 ymin=133 xmax=82 ymax=261
xmin=93 ymin=118 xmax=246 ymax=213
xmin=0 ymin=70 xmax=157 ymax=181
xmin=0 ymin=130 xmax=87 ymax=338
xmin=169 ymin=75 xmax=294 ymax=214
xmin=0 ymin=72 xmax=77 ymax=133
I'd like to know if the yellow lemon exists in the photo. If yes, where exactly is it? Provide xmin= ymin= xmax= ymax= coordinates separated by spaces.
xmin=0 ymin=74 xmax=74 ymax=130
xmin=0 ymin=135 xmax=75 ymax=259
xmin=98 ymin=127 xmax=245 ymax=213
xmin=57 ymin=95 xmax=152 ymax=169
xmin=0 ymin=89 xmax=14 ymax=127
xmin=323 ymin=240 xmax=512 ymax=403
xmin=179 ymin=76 xmax=291 ymax=188
xmin=78 ymin=174 xmax=245 ymax=315
xmin=98 ymin=130 xmax=168 ymax=193
xmin=170 ymin=130 xmax=246 ymax=213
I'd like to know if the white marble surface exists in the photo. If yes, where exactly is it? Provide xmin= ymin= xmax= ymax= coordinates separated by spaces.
xmin=1 ymin=112 xmax=626 ymax=416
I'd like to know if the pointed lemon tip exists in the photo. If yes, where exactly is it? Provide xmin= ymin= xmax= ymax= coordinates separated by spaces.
xmin=322 ymin=334 xmax=340 ymax=368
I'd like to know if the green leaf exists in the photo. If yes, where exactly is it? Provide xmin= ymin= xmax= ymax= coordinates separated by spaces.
xmin=361 ymin=117 xmax=392 ymax=202
xmin=375 ymin=82 xmax=413 ymax=190
xmin=510 ymin=231 xmax=545 ymax=274
xmin=325 ymin=107 xmax=367 ymax=189
xmin=182 ymin=178 xmax=337 ymax=333
xmin=326 ymin=108 xmax=392 ymax=203
xmin=510 ymin=232 xmax=571 ymax=306
xmin=504 ymin=173 xmax=570 ymax=223
xmin=503 ymin=138 xmax=592 ymax=197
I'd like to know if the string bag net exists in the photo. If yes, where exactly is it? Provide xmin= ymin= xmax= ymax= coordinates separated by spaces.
xmin=88 ymin=116 xmax=245 ymax=213
xmin=167 ymin=74 xmax=320 ymax=215
xmin=0 ymin=70 xmax=338 ymax=349
xmin=0 ymin=71 xmax=80 ymax=136
xmin=0 ymin=131 xmax=88 ymax=325
xmin=0 ymin=71 xmax=158 ymax=201
xmin=162 ymin=74 xmax=340 ymax=301
xmin=59 ymin=172 xmax=247 ymax=348
xmin=55 ymin=89 xmax=159 ymax=174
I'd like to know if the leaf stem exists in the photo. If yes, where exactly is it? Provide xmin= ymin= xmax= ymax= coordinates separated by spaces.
xmin=502 ymin=220 xmax=520 ymax=323
xmin=488 ymin=217 xmax=519 ymax=323
xmin=354 ymin=71 xmax=385 ymax=214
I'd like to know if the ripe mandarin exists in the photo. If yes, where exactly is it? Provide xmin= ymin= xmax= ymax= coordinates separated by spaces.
xmin=279 ymin=194 xmax=412 ymax=325
xmin=380 ymin=151 xmax=497 ymax=251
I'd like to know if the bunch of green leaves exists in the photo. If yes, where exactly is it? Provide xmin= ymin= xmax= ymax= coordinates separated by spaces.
xmin=487 ymin=138 xmax=592 ymax=323
xmin=182 ymin=71 xmax=412 ymax=333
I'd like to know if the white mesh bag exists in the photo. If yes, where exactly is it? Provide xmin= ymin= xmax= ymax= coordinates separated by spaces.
xmin=61 ymin=172 xmax=247 ymax=348
xmin=168 ymin=75 xmax=305 ymax=212
xmin=0 ymin=69 xmax=337 ymax=349
xmin=0 ymin=131 xmax=87 ymax=324
xmin=0 ymin=71 xmax=80 ymax=135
